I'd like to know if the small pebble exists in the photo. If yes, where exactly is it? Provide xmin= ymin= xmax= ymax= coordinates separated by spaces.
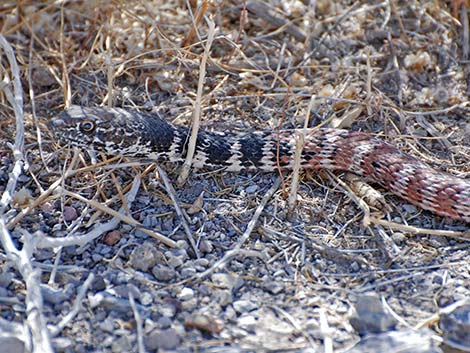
xmin=113 ymin=284 xmax=141 ymax=300
xmin=184 ymin=314 xmax=223 ymax=334
xmin=181 ymin=297 xmax=198 ymax=311
xmin=349 ymin=294 xmax=398 ymax=334
xmin=0 ymin=335 xmax=24 ymax=353
xmin=0 ymin=287 xmax=8 ymax=297
xmin=402 ymin=204 xmax=417 ymax=214
xmin=0 ymin=271 xmax=13 ymax=287
xmin=178 ymin=287 xmax=194 ymax=301
xmin=180 ymin=267 xmax=197 ymax=278
xmin=157 ymin=316 xmax=172 ymax=329
xmin=262 ymin=280 xmax=284 ymax=295
xmin=91 ymin=275 xmax=107 ymax=291
xmin=391 ymin=232 xmax=407 ymax=243
xmin=152 ymin=265 xmax=177 ymax=282
xmin=211 ymin=273 xmax=241 ymax=291
xmin=160 ymin=302 xmax=178 ymax=318
xmin=238 ymin=315 xmax=257 ymax=332
xmin=167 ymin=256 xmax=184 ymax=268
xmin=63 ymin=206 xmax=78 ymax=222
xmin=40 ymin=202 xmax=55 ymax=213
xmin=139 ymin=291 xmax=153 ymax=305
xmin=32 ymin=67 xmax=56 ymax=86
xmin=111 ymin=335 xmax=132 ymax=352
xmin=214 ymin=290 xmax=233 ymax=307
xmin=103 ymin=230 xmax=121 ymax=246
xmin=129 ymin=242 xmax=162 ymax=272
xmin=199 ymin=239 xmax=214 ymax=253
xmin=350 ymin=261 xmax=360 ymax=272
xmin=194 ymin=258 xmax=210 ymax=267
xmin=91 ymin=253 xmax=103 ymax=262
xmin=40 ymin=284 xmax=69 ymax=304
xmin=245 ymin=184 xmax=258 ymax=194
xmin=145 ymin=328 xmax=180 ymax=351
xmin=233 ymin=299 xmax=258 ymax=314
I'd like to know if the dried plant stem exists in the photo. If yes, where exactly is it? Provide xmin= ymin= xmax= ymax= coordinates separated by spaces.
xmin=177 ymin=17 xmax=216 ymax=185
xmin=157 ymin=166 xmax=200 ymax=257
xmin=0 ymin=34 xmax=53 ymax=353
xmin=129 ymin=291 xmax=145 ymax=353
xmin=287 ymin=95 xmax=314 ymax=215
xmin=55 ymin=177 xmax=177 ymax=248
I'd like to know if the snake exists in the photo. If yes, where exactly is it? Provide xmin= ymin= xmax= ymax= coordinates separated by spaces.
xmin=50 ymin=105 xmax=470 ymax=223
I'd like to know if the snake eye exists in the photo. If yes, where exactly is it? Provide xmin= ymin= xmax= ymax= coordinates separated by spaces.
xmin=79 ymin=120 xmax=95 ymax=133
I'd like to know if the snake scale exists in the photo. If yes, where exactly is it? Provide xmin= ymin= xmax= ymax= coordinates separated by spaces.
xmin=50 ymin=105 xmax=470 ymax=223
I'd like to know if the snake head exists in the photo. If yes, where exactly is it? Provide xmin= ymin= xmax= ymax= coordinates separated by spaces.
xmin=50 ymin=105 xmax=117 ymax=151
xmin=50 ymin=105 xmax=178 ymax=158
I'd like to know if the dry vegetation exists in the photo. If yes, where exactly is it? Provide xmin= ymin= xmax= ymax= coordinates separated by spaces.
xmin=1 ymin=0 xmax=470 ymax=352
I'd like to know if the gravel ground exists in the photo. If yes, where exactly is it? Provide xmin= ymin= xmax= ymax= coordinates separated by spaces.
xmin=1 ymin=1 xmax=470 ymax=352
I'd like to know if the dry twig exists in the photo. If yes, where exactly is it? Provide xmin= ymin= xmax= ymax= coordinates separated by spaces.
xmin=129 ymin=291 xmax=145 ymax=353
xmin=178 ymin=16 xmax=216 ymax=185
xmin=0 ymin=34 xmax=54 ymax=353
xmin=38 ymin=175 xmax=177 ymax=248
xmin=157 ymin=166 xmax=200 ymax=257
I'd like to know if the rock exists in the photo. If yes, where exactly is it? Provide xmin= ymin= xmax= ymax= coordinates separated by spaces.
xmin=245 ymin=184 xmax=258 ymax=194
xmin=193 ymin=258 xmax=210 ymax=268
xmin=214 ymin=290 xmax=233 ymax=307
xmin=350 ymin=261 xmax=360 ymax=272
xmin=180 ymin=267 xmax=197 ymax=278
xmin=0 ymin=337 xmax=24 ymax=353
xmin=440 ymin=302 xmax=470 ymax=351
xmin=103 ymin=230 xmax=121 ymax=246
xmin=91 ymin=275 xmax=107 ymax=291
xmin=139 ymin=291 xmax=153 ymax=306
xmin=238 ymin=315 xmax=257 ymax=332
xmin=159 ymin=305 xmax=177 ymax=318
xmin=0 ymin=318 xmax=25 ymax=353
xmin=152 ymin=265 xmax=177 ymax=282
xmin=41 ymin=284 xmax=70 ymax=305
xmin=63 ymin=206 xmax=78 ymax=222
xmin=32 ymin=66 xmax=56 ymax=86
xmin=211 ymin=273 xmax=243 ymax=291
xmin=113 ymin=284 xmax=141 ymax=300
xmin=145 ymin=328 xmax=180 ymax=350
xmin=129 ymin=242 xmax=164 ymax=272
xmin=40 ymin=201 xmax=55 ymax=213
xmin=181 ymin=297 xmax=198 ymax=311
xmin=262 ymin=280 xmax=284 ymax=295
xmin=111 ymin=334 xmax=132 ymax=352
xmin=157 ymin=316 xmax=172 ymax=329
xmin=91 ymin=253 xmax=103 ymax=262
xmin=344 ymin=328 xmax=441 ymax=353
xmin=178 ymin=287 xmax=194 ymax=301
xmin=160 ymin=299 xmax=180 ymax=318
xmin=184 ymin=314 xmax=223 ymax=334
xmin=199 ymin=239 xmax=214 ymax=253
xmin=88 ymin=292 xmax=135 ymax=314
xmin=167 ymin=255 xmax=184 ymax=268
xmin=52 ymin=337 xmax=73 ymax=351
xmin=349 ymin=294 xmax=398 ymax=335
xmin=233 ymin=299 xmax=258 ymax=314
xmin=0 ymin=271 xmax=13 ymax=288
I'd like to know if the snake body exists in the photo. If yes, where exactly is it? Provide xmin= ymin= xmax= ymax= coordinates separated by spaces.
xmin=51 ymin=105 xmax=470 ymax=223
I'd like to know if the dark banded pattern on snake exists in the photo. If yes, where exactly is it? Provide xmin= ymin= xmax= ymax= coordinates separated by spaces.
xmin=50 ymin=105 xmax=470 ymax=223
